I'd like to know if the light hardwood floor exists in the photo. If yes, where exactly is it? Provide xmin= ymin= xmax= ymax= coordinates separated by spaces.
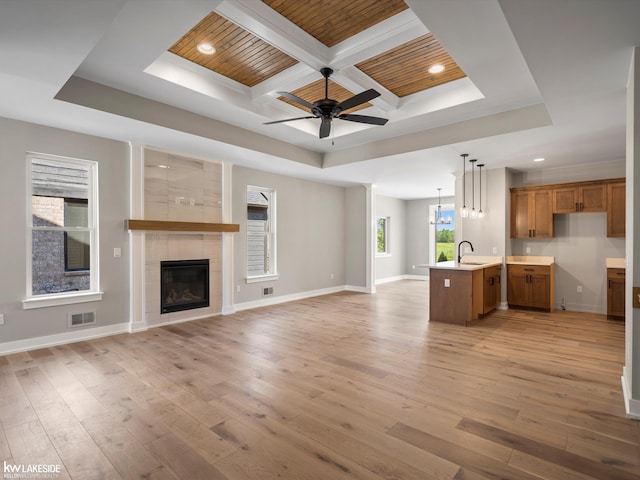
xmin=1 ymin=280 xmax=638 ymax=480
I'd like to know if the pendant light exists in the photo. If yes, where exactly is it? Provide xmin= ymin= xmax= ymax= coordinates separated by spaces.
xmin=460 ymin=154 xmax=469 ymax=218
xmin=430 ymin=188 xmax=451 ymax=225
xmin=477 ymin=163 xmax=485 ymax=218
xmin=469 ymin=159 xmax=477 ymax=219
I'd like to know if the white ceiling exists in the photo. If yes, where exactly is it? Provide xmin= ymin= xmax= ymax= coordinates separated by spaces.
xmin=1 ymin=0 xmax=639 ymax=199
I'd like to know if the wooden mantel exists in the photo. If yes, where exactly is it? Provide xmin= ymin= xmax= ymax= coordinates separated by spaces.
xmin=126 ymin=219 xmax=239 ymax=233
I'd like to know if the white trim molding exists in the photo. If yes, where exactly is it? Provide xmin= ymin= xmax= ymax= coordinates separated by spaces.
xmin=622 ymin=368 xmax=640 ymax=419
xmin=0 ymin=323 xmax=128 ymax=356
xmin=234 ymin=286 xmax=347 ymax=312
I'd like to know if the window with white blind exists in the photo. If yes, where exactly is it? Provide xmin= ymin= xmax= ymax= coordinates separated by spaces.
xmin=246 ymin=186 xmax=277 ymax=282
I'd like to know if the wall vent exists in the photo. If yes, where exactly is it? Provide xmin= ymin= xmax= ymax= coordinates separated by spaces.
xmin=263 ymin=287 xmax=273 ymax=297
xmin=68 ymin=311 xmax=96 ymax=328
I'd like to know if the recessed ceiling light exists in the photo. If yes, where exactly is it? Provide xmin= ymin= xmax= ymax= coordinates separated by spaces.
xmin=428 ymin=64 xmax=445 ymax=74
xmin=197 ymin=43 xmax=216 ymax=55
xmin=533 ymin=157 xmax=545 ymax=162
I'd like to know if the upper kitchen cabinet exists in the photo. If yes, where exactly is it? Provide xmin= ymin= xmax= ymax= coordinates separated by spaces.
xmin=552 ymin=182 xmax=607 ymax=213
xmin=607 ymin=181 xmax=625 ymax=237
xmin=510 ymin=187 xmax=553 ymax=238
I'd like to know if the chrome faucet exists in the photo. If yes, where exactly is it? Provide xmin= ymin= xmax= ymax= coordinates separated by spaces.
xmin=457 ymin=240 xmax=474 ymax=264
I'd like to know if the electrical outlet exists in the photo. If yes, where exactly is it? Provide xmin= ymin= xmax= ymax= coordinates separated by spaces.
xmin=331 ymin=273 xmax=334 ymax=279
xmin=492 ymin=247 xmax=497 ymax=254
xmin=113 ymin=247 xmax=121 ymax=257
xmin=577 ymin=285 xmax=582 ymax=293
xmin=412 ymin=265 xmax=415 ymax=269
xmin=0 ymin=314 xmax=4 ymax=325
xmin=526 ymin=247 xmax=531 ymax=254
xmin=444 ymin=279 xmax=450 ymax=287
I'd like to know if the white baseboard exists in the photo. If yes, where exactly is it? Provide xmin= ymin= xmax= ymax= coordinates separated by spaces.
xmin=0 ymin=323 xmax=129 ymax=356
xmin=621 ymin=368 xmax=640 ymax=420
xmin=345 ymin=285 xmax=370 ymax=293
xmin=234 ymin=286 xmax=347 ymax=312
xmin=376 ymin=274 xmax=428 ymax=284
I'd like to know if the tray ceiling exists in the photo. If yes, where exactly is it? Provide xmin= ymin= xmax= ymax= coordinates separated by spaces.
xmin=163 ymin=0 xmax=469 ymax=136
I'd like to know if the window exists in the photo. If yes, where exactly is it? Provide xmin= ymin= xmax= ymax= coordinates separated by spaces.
xmin=428 ymin=204 xmax=455 ymax=264
xmin=25 ymin=153 xmax=101 ymax=308
xmin=376 ymin=217 xmax=389 ymax=255
xmin=246 ymin=186 xmax=277 ymax=281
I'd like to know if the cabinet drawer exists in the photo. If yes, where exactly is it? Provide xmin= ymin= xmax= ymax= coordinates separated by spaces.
xmin=508 ymin=264 xmax=549 ymax=276
xmin=607 ymin=268 xmax=625 ymax=279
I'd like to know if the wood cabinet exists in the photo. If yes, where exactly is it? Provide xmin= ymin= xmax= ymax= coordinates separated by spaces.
xmin=607 ymin=267 xmax=625 ymax=318
xmin=552 ymin=183 xmax=606 ymax=213
xmin=483 ymin=265 xmax=502 ymax=314
xmin=507 ymin=264 xmax=554 ymax=311
xmin=607 ymin=181 xmax=625 ymax=237
xmin=510 ymin=189 xmax=553 ymax=238
xmin=510 ymin=178 xmax=624 ymax=239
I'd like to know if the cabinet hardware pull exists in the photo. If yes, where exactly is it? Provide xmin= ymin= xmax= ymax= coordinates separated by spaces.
xmin=580 ymin=202 xmax=583 ymax=211
xmin=575 ymin=202 xmax=579 ymax=211
xmin=608 ymin=280 xmax=611 ymax=288
xmin=532 ymin=229 xmax=535 ymax=237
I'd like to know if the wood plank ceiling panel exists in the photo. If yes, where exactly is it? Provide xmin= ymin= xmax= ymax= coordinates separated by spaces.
xmin=279 ymin=79 xmax=370 ymax=113
xmin=168 ymin=12 xmax=298 ymax=87
xmin=356 ymin=33 xmax=467 ymax=97
xmin=262 ymin=0 xmax=409 ymax=47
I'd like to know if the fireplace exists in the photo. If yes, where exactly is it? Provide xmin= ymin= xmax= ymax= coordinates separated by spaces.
xmin=161 ymin=259 xmax=210 ymax=314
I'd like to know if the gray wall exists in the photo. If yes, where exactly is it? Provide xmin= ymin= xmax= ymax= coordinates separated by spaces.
xmin=0 ymin=117 xmax=130 ymax=343
xmin=232 ymin=166 xmax=346 ymax=304
xmin=510 ymin=161 xmax=626 ymax=313
xmin=375 ymin=195 xmax=406 ymax=281
xmin=345 ymin=186 xmax=367 ymax=289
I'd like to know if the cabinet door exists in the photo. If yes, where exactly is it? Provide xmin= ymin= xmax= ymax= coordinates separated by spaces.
xmin=511 ymin=191 xmax=531 ymax=238
xmin=483 ymin=267 xmax=499 ymax=314
xmin=580 ymin=184 xmax=607 ymax=212
xmin=529 ymin=273 xmax=551 ymax=310
xmin=607 ymin=182 xmax=625 ymax=237
xmin=507 ymin=266 xmax=529 ymax=306
xmin=607 ymin=268 xmax=625 ymax=317
xmin=532 ymin=190 xmax=553 ymax=237
xmin=553 ymin=186 xmax=578 ymax=213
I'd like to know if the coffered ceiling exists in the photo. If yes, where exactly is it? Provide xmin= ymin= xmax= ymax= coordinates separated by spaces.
xmin=1 ymin=0 xmax=639 ymax=199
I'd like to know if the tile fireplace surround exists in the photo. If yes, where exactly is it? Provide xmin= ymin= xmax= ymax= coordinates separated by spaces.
xmin=129 ymin=147 xmax=227 ymax=331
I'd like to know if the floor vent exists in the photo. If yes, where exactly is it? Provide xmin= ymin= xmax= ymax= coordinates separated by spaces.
xmin=69 ymin=311 xmax=96 ymax=328
xmin=263 ymin=287 xmax=273 ymax=297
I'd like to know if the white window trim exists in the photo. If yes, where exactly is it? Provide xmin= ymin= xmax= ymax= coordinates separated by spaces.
xmin=23 ymin=152 xmax=102 ymax=309
xmin=246 ymin=185 xmax=277 ymax=281
xmin=376 ymin=216 xmax=390 ymax=257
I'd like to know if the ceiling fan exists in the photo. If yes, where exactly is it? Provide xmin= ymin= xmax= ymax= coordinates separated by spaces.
xmin=264 ymin=67 xmax=388 ymax=138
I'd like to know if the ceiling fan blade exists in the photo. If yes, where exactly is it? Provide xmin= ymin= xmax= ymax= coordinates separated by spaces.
xmin=263 ymin=116 xmax=315 ymax=125
xmin=336 ymin=89 xmax=380 ymax=111
xmin=277 ymin=91 xmax=315 ymax=110
xmin=319 ymin=118 xmax=331 ymax=138
xmin=338 ymin=114 xmax=388 ymax=125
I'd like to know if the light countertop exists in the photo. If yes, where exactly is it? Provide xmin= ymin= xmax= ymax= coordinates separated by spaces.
xmin=506 ymin=255 xmax=555 ymax=266
xmin=418 ymin=256 xmax=502 ymax=271
xmin=606 ymin=257 xmax=625 ymax=269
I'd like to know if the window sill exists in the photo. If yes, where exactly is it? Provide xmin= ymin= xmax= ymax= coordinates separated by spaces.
xmin=246 ymin=274 xmax=279 ymax=284
xmin=22 ymin=291 xmax=104 ymax=310
xmin=376 ymin=253 xmax=392 ymax=258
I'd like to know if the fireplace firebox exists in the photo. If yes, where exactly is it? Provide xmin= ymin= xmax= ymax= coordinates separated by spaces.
xmin=161 ymin=259 xmax=210 ymax=314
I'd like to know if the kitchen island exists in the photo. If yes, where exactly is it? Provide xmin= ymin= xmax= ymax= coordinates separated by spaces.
xmin=424 ymin=256 xmax=502 ymax=326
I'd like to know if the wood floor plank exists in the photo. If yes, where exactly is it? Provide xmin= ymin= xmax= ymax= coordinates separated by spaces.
xmin=0 ymin=280 xmax=636 ymax=480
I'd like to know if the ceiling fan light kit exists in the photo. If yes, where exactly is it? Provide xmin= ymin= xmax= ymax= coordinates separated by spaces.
xmin=264 ymin=67 xmax=389 ymax=138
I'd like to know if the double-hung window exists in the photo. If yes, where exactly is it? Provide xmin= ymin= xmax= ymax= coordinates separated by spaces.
xmin=246 ymin=186 xmax=277 ymax=282
xmin=24 ymin=153 xmax=101 ymax=308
